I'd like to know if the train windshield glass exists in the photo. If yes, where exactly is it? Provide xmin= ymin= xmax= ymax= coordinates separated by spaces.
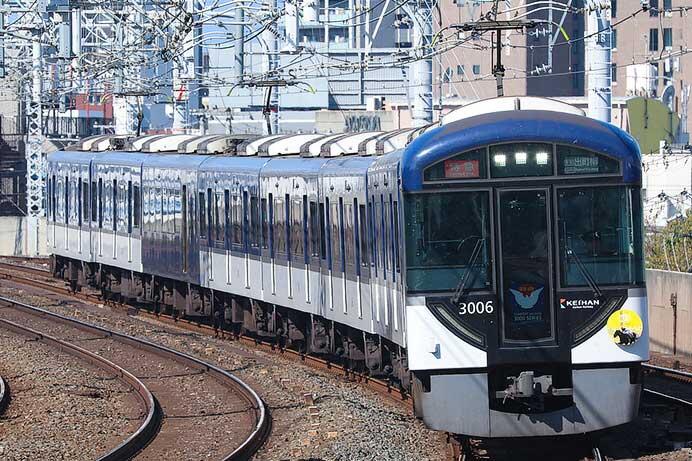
xmin=405 ymin=192 xmax=492 ymax=293
xmin=558 ymin=186 xmax=645 ymax=287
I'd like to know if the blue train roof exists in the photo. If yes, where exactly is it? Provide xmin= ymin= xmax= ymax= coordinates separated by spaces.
xmin=200 ymin=156 xmax=269 ymax=175
xmin=260 ymin=157 xmax=327 ymax=176
xmin=92 ymin=152 xmax=155 ymax=165
xmin=401 ymin=110 xmax=642 ymax=191
xmin=320 ymin=156 xmax=376 ymax=177
xmin=48 ymin=150 xmax=101 ymax=164
xmin=141 ymin=154 xmax=209 ymax=168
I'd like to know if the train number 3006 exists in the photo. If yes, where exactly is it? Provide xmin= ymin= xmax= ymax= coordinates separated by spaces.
xmin=458 ymin=301 xmax=494 ymax=315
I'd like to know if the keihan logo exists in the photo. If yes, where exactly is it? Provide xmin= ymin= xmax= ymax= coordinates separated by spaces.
xmin=560 ymin=298 xmax=600 ymax=309
xmin=509 ymin=284 xmax=544 ymax=310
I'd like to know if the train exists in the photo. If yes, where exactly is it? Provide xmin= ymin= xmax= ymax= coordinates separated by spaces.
xmin=47 ymin=96 xmax=648 ymax=438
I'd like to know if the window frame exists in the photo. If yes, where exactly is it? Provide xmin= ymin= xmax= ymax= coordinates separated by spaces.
xmin=554 ymin=184 xmax=645 ymax=291
xmin=422 ymin=143 xmax=623 ymax=185
xmin=404 ymin=188 xmax=496 ymax=295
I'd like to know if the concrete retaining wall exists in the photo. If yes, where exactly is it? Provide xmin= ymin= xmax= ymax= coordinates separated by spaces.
xmin=646 ymin=269 xmax=692 ymax=356
xmin=0 ymin=217 xmax=47 ymax=256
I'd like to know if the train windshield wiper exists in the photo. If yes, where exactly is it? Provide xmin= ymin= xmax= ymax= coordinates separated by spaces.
xmin=565 ymin=245 xmax=603 ymax=299
xmin=452 ymin=238 xmax=485 ymax=306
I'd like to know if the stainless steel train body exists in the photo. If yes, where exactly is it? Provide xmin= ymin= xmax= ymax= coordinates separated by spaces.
xmin=47 ymin=97 xmax=648 ymax=438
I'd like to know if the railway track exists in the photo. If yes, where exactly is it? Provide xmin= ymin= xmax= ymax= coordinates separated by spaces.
xmin=0 ymin=293 xmax=270 ymax=460
xmin=642 ymin=363 xmax=692 ymax=408
xmin=0 ymin=303 xmax=159 ymax=460
xmin=0 ymin=260 xmax=412 ymax=408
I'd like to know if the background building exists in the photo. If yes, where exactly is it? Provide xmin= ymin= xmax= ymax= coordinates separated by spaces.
xmin=611 ymin=0 xmax=691 ymax=137
xmin=436 ymin=0 xmax=585 ymax=102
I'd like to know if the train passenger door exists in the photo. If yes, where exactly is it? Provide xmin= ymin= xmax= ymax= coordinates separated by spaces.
xmin=496 ymin=188 xmax=556 ymax=349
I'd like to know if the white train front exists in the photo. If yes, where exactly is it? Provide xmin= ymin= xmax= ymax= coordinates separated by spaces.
xmin=47 ymin=97 xmax=648 ymax=438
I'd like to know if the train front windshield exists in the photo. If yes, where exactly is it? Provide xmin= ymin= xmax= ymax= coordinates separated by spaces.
xmin=405 ymin=143 xmax=645 ymax=345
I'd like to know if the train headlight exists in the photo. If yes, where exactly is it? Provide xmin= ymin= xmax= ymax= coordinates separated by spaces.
xmin=536 ymin=151 xmax=549 ymax=165
xmin=493 ymin=154 xmax=507 ymax=167
xmin=514 ymin=152 xmax=527 ymax=165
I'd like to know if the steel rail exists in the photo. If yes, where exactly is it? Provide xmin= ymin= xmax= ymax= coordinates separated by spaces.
xmin=0 ymin=294 xmax=271 ymax=461
xmin=642 ymin=363 xmax=692 ymax=380
xmin=642 ymin=388 xmax=692 ymax=408
xmin=0 ymin=298 xmax=160 ymax=461
xmin=641 ymin=363 xmax=692 ymax=408
xmin=0 ymin=263 xmax=411 ymax=407
xmin=0 ymin=261 xmax=51 ymax=278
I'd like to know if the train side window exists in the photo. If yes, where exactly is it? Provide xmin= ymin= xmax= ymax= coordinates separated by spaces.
xmin=154 ymin=187 xmax=162 ymax=234
xmin=268 ymin=193 xmax=275 ymax=257
xmin=55 ymin=178 xmax=61 ymax=223
xmin=46 ymin=176 xmax=50 ymax=221
xmin=50 ymin=176 xmax=56 ymax=222
xmin=381 ymin=194 xmax=388 ymax=274
xmin=133 ymin=184 xmax=141 ymax=229
xmin=182 ymin=185 xmax=188 ymax=273
xmin=291 ymin=195 xmax=303 ymax=260
xmin=199 ymin=191 xmax=206 ymax=238
xmin=170 ymin=187 xmax=176 ymax=235
xmin=77 ymin=179 xmax=82 ymax=227
xmin=161 ymin=187 xmax=167 ymax=233
xmin=275 ymin=194 xmax=286 ymax=255
xmin=302 ymin=195 xmax=309 ymax=264
xmin=113 ymin=179 xmax=118 ymax=232
xmin=359 ymin=203 xmax=369 ymax=268
xmin=98 ymin=178 xmax=103 ymax=229
xmin=232 ymin=193 xmax=242 ymax=245
xmin=153 ymin=186 xmax=159 ymax=233
xmin=273 ymin=194 xmax=286 ymax=255
xmin=319 ymin=201 xmax=326 ymax=261
xmin=325 ymin=197 xmax=332 ymax=269
xmin=126 ymin=180 xmax=132 ymax=233
xmin=214 ymin=191 xmax=223 ymax=242
xmin=77 ymin=180 xmax=82 ymax=226
xmin=371 ymin=197 xmax=378 ymax=276
xmin=261 ymin=197 xmax=269 ymax=249
xmin=206 ymin=188 xmax=213 ymax=241
xmin=332 ymin=198 xmax=343 ymax=271
xmin=354 ymin=198 xmax=360 ymax=275
xmin=145 ymin=184 xmax=152 ymax=227
xmin=250 ymin=195 xmax=260 ymax=248
xmin=393 ymin=198 xmax=400 ymax=273
xmin=283 ymin=194 xmax=291 ymax=259
xmin=119 ymin=180 xmax=127 ymax=232
xmin=91 ymin=180 xmax=97 ymax=223
xmin=65 ymin=176 xmax=69 ymax=225
xmin=344 ymin=198 xmax=355 ymax=271
xmin=309 ymin=200 xmax=319 ymax=259
xmin=224 ymin=190 xmax=230 ymax=244
xmin=82 ymin=180 xmax=89 ymax=225
xmin=243 ymin=190 xmax=249 ymax=248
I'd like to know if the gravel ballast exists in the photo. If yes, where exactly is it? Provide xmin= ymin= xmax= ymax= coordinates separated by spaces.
xmin=0 ymin=283 xmax=449 ymax=461
xmin=0 ymin=326 xmax=141 ymax=461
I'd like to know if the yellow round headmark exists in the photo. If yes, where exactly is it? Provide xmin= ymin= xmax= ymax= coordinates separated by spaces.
xmin=606 ymin=309 xmax=643 ymax=346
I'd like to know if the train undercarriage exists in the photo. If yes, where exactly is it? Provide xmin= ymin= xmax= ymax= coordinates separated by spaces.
xmin=50 ymin=255 xmax=411 ymax=391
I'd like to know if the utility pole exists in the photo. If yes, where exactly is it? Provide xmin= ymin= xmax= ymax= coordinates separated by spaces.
xmin=585 ymin=0 xmax=612 ymax=123
xmin=261 ymin=0 xmax=279 ymax=134
xmin=173 ymin=0 xmax=197 ymax=133
xmin=407 ymin=0 xmax=434 ymax=127
xmin=284 ymin=0 xmax=299 ymax=52
xmin=17 ymin=0 xmax=47 ymax=256
xmin=453 ymin=20 xmax=537 ymax=98
xmin=113 ymin=10 xmax=136 ymax=135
